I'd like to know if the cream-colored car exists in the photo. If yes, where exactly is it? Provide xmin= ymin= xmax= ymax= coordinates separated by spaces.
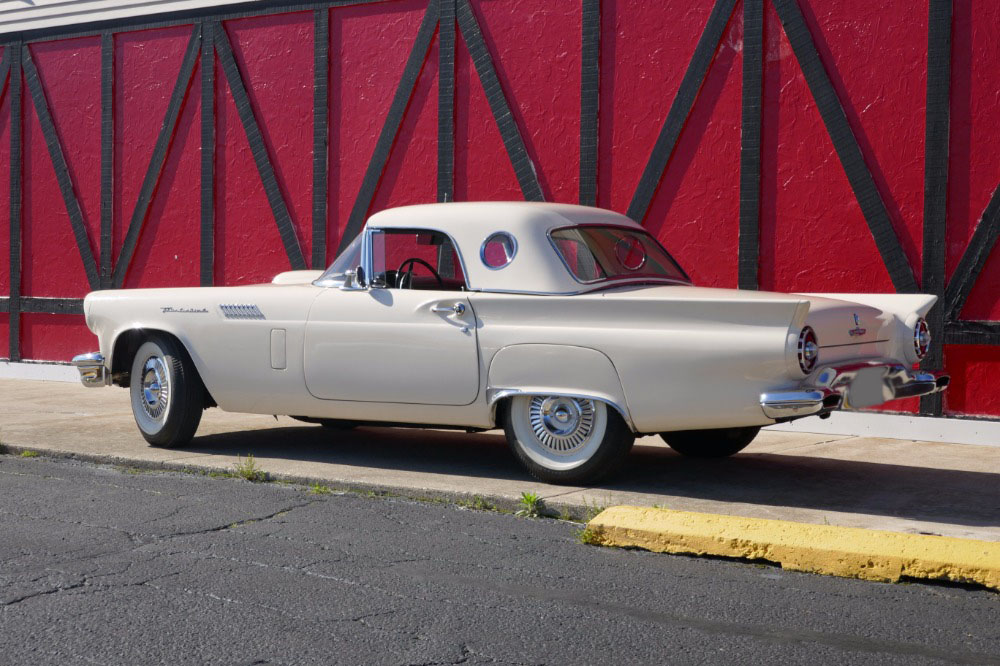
xmin=73 ymin=202 xmax=948 ymax=484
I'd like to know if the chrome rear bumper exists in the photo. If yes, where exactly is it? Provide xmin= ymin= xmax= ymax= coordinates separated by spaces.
xmin=72 ymin=352 xmax=109 ymax=387
xmin=760 ymin=362 xmax=949 ymax=420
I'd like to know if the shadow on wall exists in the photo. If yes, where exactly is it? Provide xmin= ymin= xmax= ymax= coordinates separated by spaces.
xmin=189 ymin=424 xmax=1000 ymax=529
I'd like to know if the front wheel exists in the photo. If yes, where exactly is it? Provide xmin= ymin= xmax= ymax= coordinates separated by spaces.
xmin=659 ymin=426 xmax=761 ymax=458
xmin=130 ymin=335 xmax=204 ymax=448
xmin=503 ymin=395 xmax=635 ymax=484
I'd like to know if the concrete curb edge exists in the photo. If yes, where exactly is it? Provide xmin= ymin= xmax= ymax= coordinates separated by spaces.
xmin=587 ymin=506 xmax=1000 ymax=592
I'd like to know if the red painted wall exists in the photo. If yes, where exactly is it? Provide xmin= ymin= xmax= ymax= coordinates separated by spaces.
xmin=1 ymin=0 xmax=998 ymax=418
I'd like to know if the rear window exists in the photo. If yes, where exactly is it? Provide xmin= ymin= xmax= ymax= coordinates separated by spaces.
xmin=549 ymin=226 xmax=690 ymax=284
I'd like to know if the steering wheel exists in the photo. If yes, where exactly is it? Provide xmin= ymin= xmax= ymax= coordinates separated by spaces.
xmin=396 ymin=257 xmax=444 ymax=289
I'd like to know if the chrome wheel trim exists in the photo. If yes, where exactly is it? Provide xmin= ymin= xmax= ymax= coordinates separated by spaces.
xmin=140 ymin=355 xmax=170 ymax=420
xmin=528 ymin=396 xmax=596 ymax=454
xmin=510 ymin=395 xmax=608 ymax=471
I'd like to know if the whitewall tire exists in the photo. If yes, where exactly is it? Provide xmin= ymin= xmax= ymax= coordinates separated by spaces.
xmin=503 ymin=395 xmax=634 ymax=484
xmin=129 ymin=335 xmax=204 ymax=448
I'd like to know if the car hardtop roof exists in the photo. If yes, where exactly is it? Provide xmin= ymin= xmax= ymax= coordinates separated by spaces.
xmin=365 ymin=201 xmax=642 ymax=233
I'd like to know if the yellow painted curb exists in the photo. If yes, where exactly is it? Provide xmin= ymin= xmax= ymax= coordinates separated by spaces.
xmin=586 ymin=506 xmax=1000 ymax=591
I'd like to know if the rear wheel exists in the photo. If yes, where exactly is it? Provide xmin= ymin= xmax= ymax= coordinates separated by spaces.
xmin=503 ymin=395 xmax=634 ymax=484
xmin=129 ymin=335 xmax=204 ymax=448
xmin=659 ymin=426 xmax=760 ymax=458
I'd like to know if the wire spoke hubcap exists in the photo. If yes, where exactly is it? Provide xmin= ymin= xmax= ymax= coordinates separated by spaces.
xmin=140 ymin=356 xmax=170 ymax=420
xmin=528 ymin=396 xmax=596 ymax=454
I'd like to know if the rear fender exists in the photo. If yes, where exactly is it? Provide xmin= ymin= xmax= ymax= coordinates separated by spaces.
xmin=486 ymin=344 xmax=634 ymax=430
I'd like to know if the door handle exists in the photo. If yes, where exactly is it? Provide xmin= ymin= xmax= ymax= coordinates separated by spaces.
xmin=432 ymin=302 xmax=466 ymax=315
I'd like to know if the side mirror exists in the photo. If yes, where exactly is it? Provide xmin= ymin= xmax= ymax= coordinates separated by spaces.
xmin=339 ymin=266 xmax=367 ymax=291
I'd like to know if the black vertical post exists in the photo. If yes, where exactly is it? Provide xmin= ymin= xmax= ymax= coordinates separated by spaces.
xmin=312 ymin=8 xmax=329 ymax=268
xmin=438 ymin=0 xmax=455 ymax=203
xmin=201 ymin=22 xmax=215 ymax=286
xmin=8 ymin=45 xmax=21 ymax=361
xmin=100 ymin=33 xmax=113 ymax=289
xmin=579 ymin=0 xmax=599 ymax=207
xmin=738 ymin=0 xmax=762 ymax=290
xmin=920 ymin=0 xmax=952 ymax=416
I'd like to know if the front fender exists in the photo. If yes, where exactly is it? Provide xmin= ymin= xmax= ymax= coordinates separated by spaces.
xmin=486 ymin=344 xmax=634 ymax=430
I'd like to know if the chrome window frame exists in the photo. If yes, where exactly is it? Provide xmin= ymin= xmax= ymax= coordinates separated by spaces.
xmin=546 ymin=223 xmax=693 ymax=286
xmin=480 ymin=231 xmax=518 ymax=270
xmin=366 ymin=226 xmax=472 ymax=291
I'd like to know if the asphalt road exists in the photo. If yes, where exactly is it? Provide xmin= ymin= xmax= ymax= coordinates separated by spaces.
xmin=1 ymin=455 xmax=997 ymax=665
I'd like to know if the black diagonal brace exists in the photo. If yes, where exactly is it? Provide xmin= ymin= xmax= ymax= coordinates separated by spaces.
xmin=627 ymin=0 xmax=737 ymax=222
xmin=337 ymin=2 xmax=439 ymax=253
xmin=112 ymin=25 xmax=201 ymax=288
xmin=944 ymin=182 xmax=1000 ymax=321
xmin=312 ymin=8 xmax=330 ymax=268
xmin=456 ymin=0 xmax=543 ymax=203
xmin=771 ymin=0 xmax=918 ymax=293
xmin=22 ymin=44 xmax=100 ymax=291
xmin=216 ymin=21 xmax=306 ymax=270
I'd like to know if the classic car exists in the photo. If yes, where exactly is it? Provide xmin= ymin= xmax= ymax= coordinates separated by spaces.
xmin=73 ymin=202 xmax=948 ymax=484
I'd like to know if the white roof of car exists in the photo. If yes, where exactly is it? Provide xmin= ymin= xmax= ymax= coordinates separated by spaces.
xmin=365 ymin=202 xmax=645 ymax=294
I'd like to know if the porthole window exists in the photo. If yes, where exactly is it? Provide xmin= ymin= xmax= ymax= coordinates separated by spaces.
xmin=481 ymin=232 xmax=517 ymax=269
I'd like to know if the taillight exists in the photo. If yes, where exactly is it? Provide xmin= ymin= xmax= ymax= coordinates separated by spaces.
xmin=913 ymin=318 xmax=930 ymax=360
xmin=798 ymin=326 xmax=819 ymax=373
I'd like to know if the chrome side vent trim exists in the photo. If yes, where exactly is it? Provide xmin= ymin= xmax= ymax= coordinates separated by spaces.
xmin=220 ymin=304 xmax=265 ymax=320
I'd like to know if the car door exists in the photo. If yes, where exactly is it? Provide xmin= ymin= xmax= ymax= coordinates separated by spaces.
xmin=302 ymin=228 xmax=480 ymax=405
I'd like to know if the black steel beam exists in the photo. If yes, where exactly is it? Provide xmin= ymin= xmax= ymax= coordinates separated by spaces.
xmin=100 ymin=32 xmax=113 ymax=289
xmin=337 ymin=1 xmax=439 ymax=252
xmin=626 ymin=0 xmax=737 ymax=222
xmin=312 ymin=8 xmax=329 ymax=268
xmin=438 ymin=0 xmax=455 ymax=203
xmin=771 ymin=0 xmax=918 ymax=293
xmin=201 ymin=22 xmax=216 ymax=286
xmin=945 ymin=320 xmax=1000 ymax=346
xmin=8 ymin=46 xmax=21 ymax=361
xmin=920 ymin=0 xmax=952 ymax=415
xmin=215 ymin=21 xmax=306 ymax=270
xmin=456 ymin=0 xmax=544 ymax=202
xmin=579 ymin=0 xmax=599 ymax=207
xmin=112 ymin=25 xmax=201 ymax=288
xmin=19 ymin=297 xmax=84 ymax=315
xmin=738 ymin=0 xmax=763 ymax=290
xmin=22 ymin=44 xmax=100 ymax=291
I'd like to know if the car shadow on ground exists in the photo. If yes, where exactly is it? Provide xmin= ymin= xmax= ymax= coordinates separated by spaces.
xmin=187 ymin=425 xmax=1000 ymax=529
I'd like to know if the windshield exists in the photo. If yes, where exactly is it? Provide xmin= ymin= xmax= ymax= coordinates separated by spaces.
xmin=548 ymin=226 xmax=690 ymax=285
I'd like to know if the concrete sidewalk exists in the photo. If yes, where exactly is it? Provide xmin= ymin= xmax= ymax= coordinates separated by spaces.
xmin=1 ymin=378 xmax=998 ymax=542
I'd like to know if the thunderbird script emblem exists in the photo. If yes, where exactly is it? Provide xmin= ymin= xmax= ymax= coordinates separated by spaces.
xmin=848 ymin=312 xmax=867 ymax=337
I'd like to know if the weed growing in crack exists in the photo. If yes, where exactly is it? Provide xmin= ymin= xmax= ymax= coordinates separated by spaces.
xmin=19 ymin=450 xmax=39 ymax=458
xmin=582 ymin=499 xmax=607 ymax=521
xmin=575 ymin=526 xmax=601 ymax=545
xmin=309 ymin=483 xmax=333 ymax=495
xmin=457 ymin=495 xmax=496 ymax=512
xmin=232 ymin=454 xmax=267 ymax=482
xmin=515 ymin=491 xmax=544 ymax=518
